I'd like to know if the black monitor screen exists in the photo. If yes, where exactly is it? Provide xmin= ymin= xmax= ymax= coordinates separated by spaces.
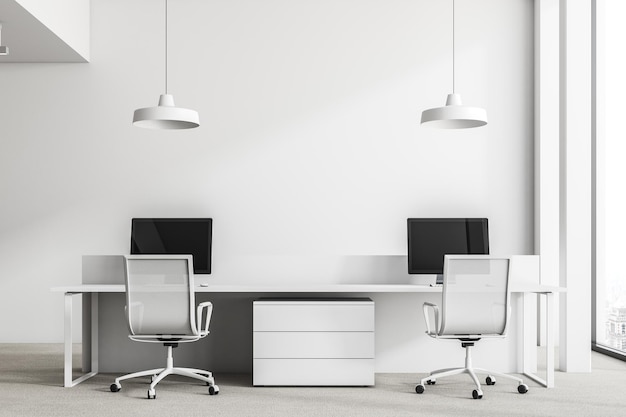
xmin=130 ymin=218 xmax=212 ymax=274
xmin=407 ymin=218 xmax=489 ymax=275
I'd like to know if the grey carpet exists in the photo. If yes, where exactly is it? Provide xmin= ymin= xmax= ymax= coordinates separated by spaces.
xmin=1 ymin=344 xmax=624 ymax=417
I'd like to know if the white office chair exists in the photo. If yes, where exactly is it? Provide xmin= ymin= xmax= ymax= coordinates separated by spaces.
xmin=415 ymin=255 xmax=529 ymax=399
xmin=109 ymin=255 xmax=219 ymax=399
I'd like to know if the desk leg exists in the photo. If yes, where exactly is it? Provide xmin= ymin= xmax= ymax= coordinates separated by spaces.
xmin=86 ymin=293 xmax=99 ymax=377
xmin=520 ymin=292 xmax=537 ymax=375
xmin=522 ymin=292 xmax=555 ymax=388
xmin=92 ymin=293 xmax=99 ymax=376
xmin=63 ymin=292 xmax=98 ymax=387
xmin=64 ymin=293 xmax=72 ymax=388
xmin=545 ymin=292 xmax=555 ymax=388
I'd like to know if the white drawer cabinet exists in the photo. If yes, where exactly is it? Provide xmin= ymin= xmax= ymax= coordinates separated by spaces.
xmin=253 ymin=298 xmax=375 ymax=386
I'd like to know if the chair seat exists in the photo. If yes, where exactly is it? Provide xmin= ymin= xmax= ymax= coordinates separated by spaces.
xmin=129 ymin=333 xmax=206 ymax=343
xmin=426 ymin=332 xmax=503 ymax=340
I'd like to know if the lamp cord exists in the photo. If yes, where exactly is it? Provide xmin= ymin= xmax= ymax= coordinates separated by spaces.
xmin=165 ymin=0 xmax=168 ymax=94
xmin=452 ymin=0 xmax=455 ymax=94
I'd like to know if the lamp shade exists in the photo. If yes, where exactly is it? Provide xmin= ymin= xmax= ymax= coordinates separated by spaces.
xmin=133 ymin=94 xmax=199 ymax=129
xmin=421 ymin=93 xmax=487 ymax=129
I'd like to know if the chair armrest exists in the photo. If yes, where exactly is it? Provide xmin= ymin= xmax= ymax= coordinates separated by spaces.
xmin=423 ymin=302 xmax=440 ymax=337
xmin=196 ymin=301 xmax=213 ymax=337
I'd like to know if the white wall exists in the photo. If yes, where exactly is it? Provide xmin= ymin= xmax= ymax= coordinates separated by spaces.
xmin=0 ymin=0 xmax=534 ymax=342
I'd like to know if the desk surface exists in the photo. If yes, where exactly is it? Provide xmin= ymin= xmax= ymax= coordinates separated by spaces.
xmin=51 ymin=283 xmax=565 ymax=294
xmin=55 ymin=281 xmax=564 ymax=389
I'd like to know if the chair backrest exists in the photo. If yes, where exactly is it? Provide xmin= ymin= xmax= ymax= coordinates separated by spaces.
xmin=440 ymin=255 xmax=511 ymax=336
xmin=123 ymin=255 xmax=197 ymax=336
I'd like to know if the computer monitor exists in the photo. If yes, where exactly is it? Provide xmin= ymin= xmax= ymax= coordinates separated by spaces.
xmin=130 ymin=218 xmax=212 ymax=274
xmin=407 ymin=218 xmax=489 ymax=283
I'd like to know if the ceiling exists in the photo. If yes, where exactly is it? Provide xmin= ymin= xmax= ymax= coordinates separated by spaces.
xmin=0 ymin=0 xmax=88 ymax=63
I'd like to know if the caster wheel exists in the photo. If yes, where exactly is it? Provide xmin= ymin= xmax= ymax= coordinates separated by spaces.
xmin=518 ymin=384 xmax=529 ymax=394
xmin=110 ymin=383 xmax=120 ymax=393
xmin=486 ymin=376 xmax=496 ymax=386
xmin=208 ymin=384 xmax=220 ymax=395
xmin=426 ymin=379 xmax=436 ymax=385
xmin=415 ymin=384 xmax=425 ymax=394
xmin=147 ymin=389 xmax=156 ymax=399
xmin=472 ymin=389 xmax=483 ymax=399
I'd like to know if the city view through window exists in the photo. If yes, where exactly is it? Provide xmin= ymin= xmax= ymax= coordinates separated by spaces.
xmin=597 ymin=0 xmax=626 ymax=356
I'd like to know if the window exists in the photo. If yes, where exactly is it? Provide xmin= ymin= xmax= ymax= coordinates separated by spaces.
xmin=594 ymin=0 xmax=626 ymax=359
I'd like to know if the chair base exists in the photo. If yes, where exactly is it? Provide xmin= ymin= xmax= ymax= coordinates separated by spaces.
xmin=110 ymin=345 xmax=219 ymax=398
xmin=415 ymin=343 xmax=528 ymax=399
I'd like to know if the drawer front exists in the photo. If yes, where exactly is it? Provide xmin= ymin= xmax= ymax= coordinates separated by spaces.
xmin=253 ymin=301 xmax=374 ymax=331
xmin=253 ymin=358 xmax=375 ymax=386
xmin=253 ymin=331 xmax=374 ymax=359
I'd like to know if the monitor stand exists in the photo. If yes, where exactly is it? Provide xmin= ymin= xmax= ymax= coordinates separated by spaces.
xmin=428 ymin=274 xmax=444 ymax=287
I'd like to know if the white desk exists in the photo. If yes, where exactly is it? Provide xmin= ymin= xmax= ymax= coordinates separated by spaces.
xmin=51 ymin=283 xmax=563 ymax=389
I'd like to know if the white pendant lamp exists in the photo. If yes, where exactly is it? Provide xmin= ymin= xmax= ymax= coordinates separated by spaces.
xmin=133 ymin=0 xmax=199 ymax=129
xmin=421 ymin=0 xmax=487 ymax=129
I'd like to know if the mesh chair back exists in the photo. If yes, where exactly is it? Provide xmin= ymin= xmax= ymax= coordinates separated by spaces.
xmin=124 ymin=255 xmax=197 ymax=336
xmin=440 ymin=255 xmax=510 ymax=336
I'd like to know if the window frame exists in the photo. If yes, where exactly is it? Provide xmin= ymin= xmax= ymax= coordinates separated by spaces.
xmin=592 ymin=0 xmax=626 ymax=361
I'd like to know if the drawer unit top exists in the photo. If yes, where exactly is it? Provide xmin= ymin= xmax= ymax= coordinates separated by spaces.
xmin=255 ymin=297 xmax=373 ymax=303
